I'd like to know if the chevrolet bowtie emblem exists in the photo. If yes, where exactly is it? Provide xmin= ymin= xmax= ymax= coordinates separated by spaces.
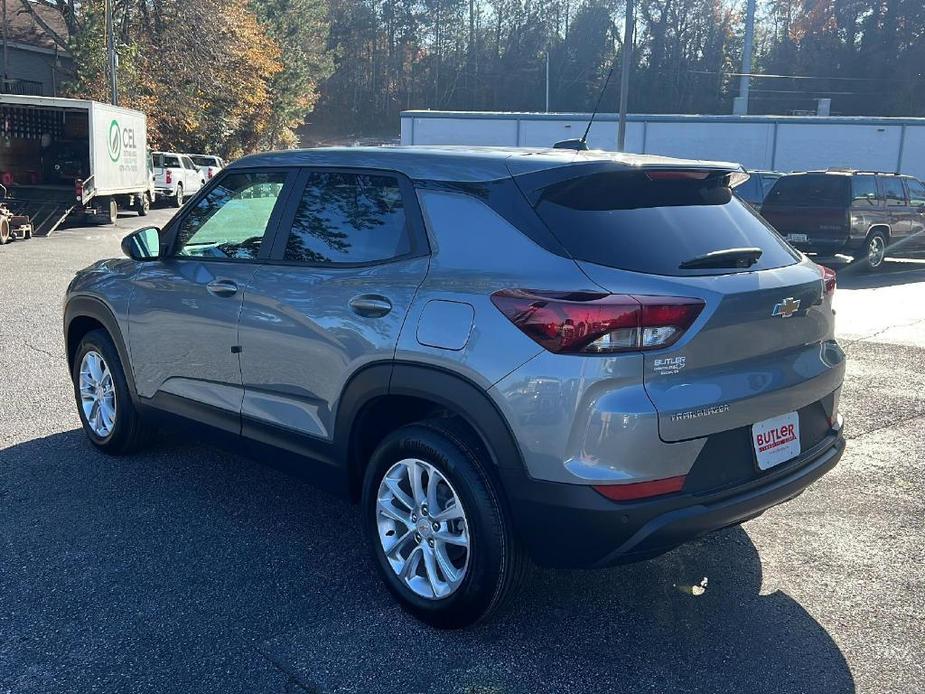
xmin=772 ymin=297 xmax=801 ymax=318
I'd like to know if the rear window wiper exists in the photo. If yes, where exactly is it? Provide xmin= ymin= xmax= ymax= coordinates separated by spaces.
xmin=678 ymin=247 xmax=763 ymax=270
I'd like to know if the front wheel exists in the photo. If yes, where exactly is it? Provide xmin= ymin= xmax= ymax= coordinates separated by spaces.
xmin=72 ymin=329 xmax=153 ymax=455
xmin=862 ymin=230 xmax=887 ymax=271
xmin=0 ymin=218 xmax=9 ymax=245
xmin=362 ymin=421 xmax=525 ymax=629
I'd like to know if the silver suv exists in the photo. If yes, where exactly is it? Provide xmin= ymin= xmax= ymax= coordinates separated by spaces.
xmin=64 ymin=147 xmax=846 ymax=628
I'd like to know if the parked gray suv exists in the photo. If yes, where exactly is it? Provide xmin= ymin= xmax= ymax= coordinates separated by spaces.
xmin=64 ymin=147 xmax=846 ymax=628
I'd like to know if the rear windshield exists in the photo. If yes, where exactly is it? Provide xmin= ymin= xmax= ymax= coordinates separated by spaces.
xmin=764 ymin=174 xmax=850 ymax=207
xmin=530 ymin=171 xmax=799 ymax=276
xmin=191 ymin=155 xmax=218 ymax=166
xmin=154 ymin=154 xmax=181 ymax=168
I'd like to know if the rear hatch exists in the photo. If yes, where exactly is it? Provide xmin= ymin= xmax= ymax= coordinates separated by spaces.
xmin=760 ymin=173 xmax=851 ymax=253
xmin=519 ymin=164 xmax=844 ymax=446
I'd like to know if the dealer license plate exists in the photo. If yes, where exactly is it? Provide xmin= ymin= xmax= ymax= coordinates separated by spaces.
xmin=752 ymin=411 xmax=801 ymax=470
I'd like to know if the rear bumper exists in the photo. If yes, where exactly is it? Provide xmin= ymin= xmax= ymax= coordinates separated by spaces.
xmin=500 ymin=429 xmax=845 ymax=569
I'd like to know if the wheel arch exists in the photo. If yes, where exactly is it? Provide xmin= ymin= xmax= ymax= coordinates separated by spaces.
xmin=64 ymin=296 xmax=138 ymax=401
xmin=866 ymin=223 xmax=891 ymax=241
xmin=338 ymin=362 xmax=526 ymax=502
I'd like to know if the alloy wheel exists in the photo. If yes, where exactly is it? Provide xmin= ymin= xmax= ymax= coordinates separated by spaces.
xmin=376 ymin=458 xmax=470 ymax=600
xmin=79 ymin=350 xmax=117 ymax=438
xmin=868 ymin=234 xmax=886 ymax=268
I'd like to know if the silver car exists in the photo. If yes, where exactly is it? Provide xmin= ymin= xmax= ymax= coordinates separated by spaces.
xmin=64 ymin=146 xmax=846 ymax=628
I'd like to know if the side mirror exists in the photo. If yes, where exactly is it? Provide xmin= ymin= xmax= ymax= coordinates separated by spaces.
xmin=121 ymin=226 xmax=161 ymax=261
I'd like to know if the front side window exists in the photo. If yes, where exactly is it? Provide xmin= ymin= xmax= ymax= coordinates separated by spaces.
xmin=879 ymin=176 xmax=907 ymax=206
xmin=173 ymin=171 xmax=287 ymax=261
xmin=905 ymin=178 xmax=925 ymax=207
xmin=851 ymin=175 xmax=879 ymax=206
xmin=284 ymin=171 xmax=410 ymax=265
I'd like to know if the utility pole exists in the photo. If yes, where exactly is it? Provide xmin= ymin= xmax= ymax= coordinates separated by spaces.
xmin=734 ymin=0 xmax=756 ymax=115
xmin=2 ymin=0 xmax=8 ymax=91
xmin=106 ymin=0 xmax=118 ymax=105
xmin=617 ymin=0 xmax=634 ymax=151
xmin=545 ymin=52 xmax=550 ymax=112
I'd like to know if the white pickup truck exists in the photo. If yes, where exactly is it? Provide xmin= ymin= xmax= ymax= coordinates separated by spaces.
xmin=153 ymin=151 xmax=205 ymax=207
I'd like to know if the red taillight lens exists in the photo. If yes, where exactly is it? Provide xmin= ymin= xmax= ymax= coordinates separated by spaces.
xmin=593 ymin=475 xmax=687 ymax=501
xmin=74 ymin=179 xmax=82 ymax=200
xmin=490 ymin=289 xmax=704 ymax=354
xmin=207 ymin=167 xmax=214 ymax=178
xmin=166 ymin=169 xmax=172 ymax=184
xmin=819 ymin=265 xmax=836 ymax=296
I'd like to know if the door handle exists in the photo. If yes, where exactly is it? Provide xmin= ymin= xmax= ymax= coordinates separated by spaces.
xmin=206 ymin=279 xmax=239 ymax=298
xmin=349 ymin=294 xmax=392 ymax=318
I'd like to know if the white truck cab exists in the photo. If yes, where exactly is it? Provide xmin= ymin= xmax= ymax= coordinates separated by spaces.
xmin=153 ymin=152 xmax=205 ymax=207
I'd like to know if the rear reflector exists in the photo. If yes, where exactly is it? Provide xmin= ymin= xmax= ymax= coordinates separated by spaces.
xmin=819 ymin=265 xmax=836 ymax=296
xmin=490 ymin=289 xmax=704 ymax=354
xmin=593 ymin=475 xmax=687 ymax=501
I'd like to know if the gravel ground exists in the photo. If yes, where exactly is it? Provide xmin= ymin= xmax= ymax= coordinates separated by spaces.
xmin=1 ymin=213 xmax=923 ymax=693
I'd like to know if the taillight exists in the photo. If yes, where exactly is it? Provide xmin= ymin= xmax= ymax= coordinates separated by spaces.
xmin=490 ymin=289 xmax=704 ymax=354
xmin=593 ymin=474 xmax=686 ymax=501
xmin=74 ymin=179 xmax=82 ymax=200
xmin=166 ymin=169 xmax=172 ymax=184
xmin=207 ymin=167 xmax=214 ymax=179
xmin=819 ymin=265 xmax=836 ymax=296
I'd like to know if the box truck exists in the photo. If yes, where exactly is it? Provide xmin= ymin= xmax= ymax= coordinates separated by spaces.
xmin=0 ymin=95 xmax=154 ymax=235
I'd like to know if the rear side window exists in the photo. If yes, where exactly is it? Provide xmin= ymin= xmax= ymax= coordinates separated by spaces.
xmin=764 ymin=174 xmax=850 ymax=207
xmin=879 ymin=176 xmax=907 ymax=206
xmin=284 ymin=171 xmax=410 ymax=265
xmin=851 ymin=175 xmax=879 ymax=206
xmin=530 ymin=171 xmax=799 ymax=276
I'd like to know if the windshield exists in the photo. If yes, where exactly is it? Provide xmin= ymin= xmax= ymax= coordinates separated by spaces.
xmin=529 ymin=170 xmax=800 ymax=276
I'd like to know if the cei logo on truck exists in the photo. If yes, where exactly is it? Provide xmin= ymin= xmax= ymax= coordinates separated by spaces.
xmin=108 ymin=119 xmax=122 ymax=161
xmin=108 ymin=119 xmax=138 ymax=163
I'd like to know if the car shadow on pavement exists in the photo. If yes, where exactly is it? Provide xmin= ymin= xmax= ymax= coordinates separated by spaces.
xmin=0 ymin=430 xmax=854 ymax=694
xmin=827 ymin=258 xmax=925 ymax=290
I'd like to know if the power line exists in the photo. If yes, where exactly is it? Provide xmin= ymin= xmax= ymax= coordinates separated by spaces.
xmin=687 ymin=69 xmax=925 ymax=83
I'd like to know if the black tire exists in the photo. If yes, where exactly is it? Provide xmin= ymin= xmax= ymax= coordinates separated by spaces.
xmin=106 ymin=197 xmax=118 ymax=225
xmin=71 ymin=329 xmax=153 ymax=455
xmin=860 ymin=229 xmax=888 ymax=271
xmin=137 ymin=192 xmax=151 ymax=216
xmin=173 ymin=184 xmax=184 ymax=208
xmin=0 ymin=218 xmax=9 ymax=245
xmin=362 ymin=420 xmax=526 ymax=629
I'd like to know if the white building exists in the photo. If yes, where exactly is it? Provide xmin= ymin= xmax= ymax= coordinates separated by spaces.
xmin=400 ymin=111 xmax=925 ymax=180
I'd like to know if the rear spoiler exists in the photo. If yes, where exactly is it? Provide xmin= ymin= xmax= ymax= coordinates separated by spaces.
xmin=513 ymin=160 xmax=749 ymax=206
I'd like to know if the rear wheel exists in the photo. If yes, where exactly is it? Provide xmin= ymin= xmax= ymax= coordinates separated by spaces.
xmin=362 ymin=421 xmax=525 ymax=628
xmin=72 ymin=329 xmax=153 ymax=455
xmin=106 ymin=197 xmax=118 ymax=225
xmin=137 ymin=192 xmax=151 ymax=216
xmin=173 ymin=184 xmax=184 ymax=208
xmin=862 ymin=230 xmax=887 ymax=271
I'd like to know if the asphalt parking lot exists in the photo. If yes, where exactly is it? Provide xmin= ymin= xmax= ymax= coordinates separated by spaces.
xmin=1 ymin=212 xmax=924 ymax=694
